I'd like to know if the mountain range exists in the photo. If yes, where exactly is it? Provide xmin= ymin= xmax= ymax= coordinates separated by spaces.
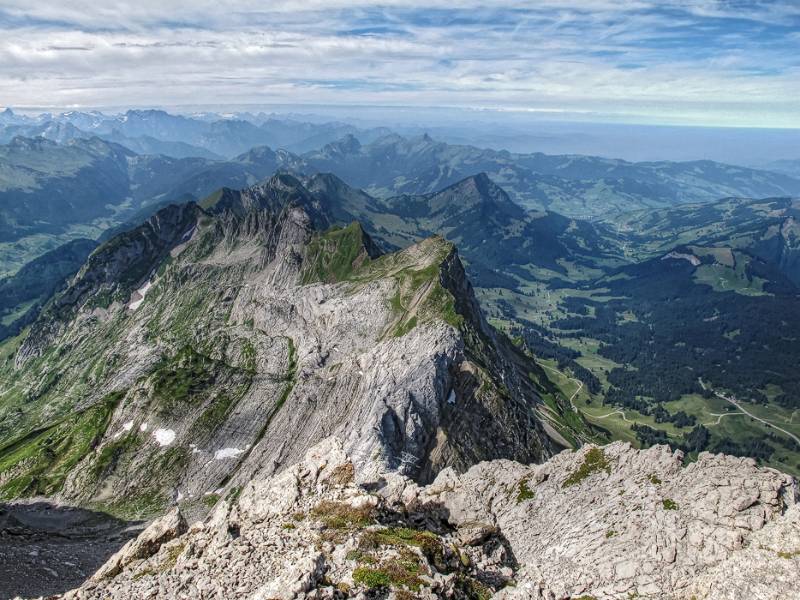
xmin=0 ymin=108 xmax=391 ymax=159
xmin=1 ymin=151 xmax=799 ymax=597
xmin=5 ymin=125 xmax=799 ymax=274
xmin=302 ymin=133 xmax=800 ymax=217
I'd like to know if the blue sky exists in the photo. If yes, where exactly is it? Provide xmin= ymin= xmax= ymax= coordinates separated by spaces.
xmin=1 ymin=1 xmax=799 ymax=127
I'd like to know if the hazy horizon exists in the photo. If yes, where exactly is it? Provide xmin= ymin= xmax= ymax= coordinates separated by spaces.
xmin=2 ymin=102 xmax=799 ymax=165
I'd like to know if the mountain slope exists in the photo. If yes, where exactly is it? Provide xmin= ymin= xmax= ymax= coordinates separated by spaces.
xmin=0 ymin=238 xmax=97 ymax=341
xmin=285 ymin=174 xmax=800 ymax=474
xmin=0 ymin=175 xmax=573 ymax=519
xmin=608 ymin=196 xmax=800 ymax=285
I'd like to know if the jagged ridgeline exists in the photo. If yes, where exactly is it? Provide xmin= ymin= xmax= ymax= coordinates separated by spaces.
xmin=0 ymin=173 xmax=580 ymax=519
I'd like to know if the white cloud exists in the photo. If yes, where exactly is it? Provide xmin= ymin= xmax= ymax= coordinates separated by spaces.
xmin=1 ymin=1 xmax=798 ymax=127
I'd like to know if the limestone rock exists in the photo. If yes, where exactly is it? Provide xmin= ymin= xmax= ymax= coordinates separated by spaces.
xmin=90 ymin=508 xmax=187 ymax=581
xmin=56 ymin=439 xmax=797 ymax=599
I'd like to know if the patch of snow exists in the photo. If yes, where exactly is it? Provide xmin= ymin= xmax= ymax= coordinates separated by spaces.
xmin=153 ymin=428 xmax=176 ymax=446
xmin=447 ymin=389 xmax=456 ymax=405
xmin=214 ymin=447 xmax=246 ymax=460
xmin=113 ymin=420 xmax=136 ymax=439
xmin=179 ymin=226 xmax=195 ymax=243
xmin=128 ymin=280 xmax=153 ymax=311
xmin=140 ymin=422 xmax=149 ymax=432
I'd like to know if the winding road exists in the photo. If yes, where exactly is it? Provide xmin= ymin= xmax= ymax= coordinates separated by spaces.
xmin=700 ymin=381 xmax=800 ymax=446
xmin=594 ymin=408 xmax=632 ymax=423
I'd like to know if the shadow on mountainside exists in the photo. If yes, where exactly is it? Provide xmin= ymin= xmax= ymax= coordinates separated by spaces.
xmin=0 ymin=502 xmax=143 ymax=600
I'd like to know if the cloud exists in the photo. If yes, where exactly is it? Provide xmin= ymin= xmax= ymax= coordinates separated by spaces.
xmin=0 ymin=1 xmax=798 ymax=127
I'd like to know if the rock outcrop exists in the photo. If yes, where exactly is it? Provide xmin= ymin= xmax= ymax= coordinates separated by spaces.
xmin=54 ymin=439 xmax=798 ymax=599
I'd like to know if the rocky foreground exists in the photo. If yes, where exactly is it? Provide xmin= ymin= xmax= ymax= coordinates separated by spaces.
xmin=44 ymin=439 xmax=799 ymax=600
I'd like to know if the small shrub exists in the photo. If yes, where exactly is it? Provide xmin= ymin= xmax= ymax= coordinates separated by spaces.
xmin=648 ymin=474 xmax=662 ymax=485
xmin=202 ymin=493 xmax=220 ymax=508
xmin=311 ymin=500 xmax=373 ymax=530
xmin=161 ymin=542 xmax=186 ymax=570
xmin=328 ymin=462 xmax=355 ymax=485
xmin=605 ymin=530 xmax=616 ymax=538
xmin=455 ymin=574 xmax=493 ymax=600
xmin=346 ymin=549 xmax=376 ymax=564
xmin=563 ymin=448 xmax=611 ymax=488
xmin=662 ymin=498 xmax=679 ymax=510
xmin=352 ymin=566 xmax=391 ymax=589
xmin=225 ymin=486 xmax=242 ymax=504
xmin=516 ymin=479 xmax=535 ymax=503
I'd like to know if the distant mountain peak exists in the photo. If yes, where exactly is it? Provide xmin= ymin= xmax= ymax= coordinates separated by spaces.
xmin=439 ymin=172 xmax=522 ymax=212
xmin=325 ymin=133 xmax=361 ymax=155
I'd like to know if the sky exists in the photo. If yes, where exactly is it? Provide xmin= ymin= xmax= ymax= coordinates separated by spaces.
xmin=1 ymin=1 xmax=799 ymax=128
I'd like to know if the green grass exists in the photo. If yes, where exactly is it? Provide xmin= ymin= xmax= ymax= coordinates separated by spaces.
xmin=190 ymin=388 xmax=246 ymax=438
xmin=151 ymin=346 xmax=217 ymax=412
xmin=99 ymin=489 xmax=169 ymax=520
xmin=0 ymin=390 xmax=124 ymax=498
xmin=301 ymin=223 xmax=373 ymax=284
xmin=202 ymin=493 xmax=220 ymax=508
xmin=392 ymin=315 xmax=418 ymax=337
xmin=352 ymin=566 xmax=392 ymax=589
xmin=352 ymin=551 xmax=427 ymax=592
xmin=90 ymin=431 xmax=143 ymax=479
xmin=692 ymin=255 xmax=768 ymax=297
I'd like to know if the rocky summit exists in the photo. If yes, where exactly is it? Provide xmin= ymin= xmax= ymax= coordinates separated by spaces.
xmin=49 ymin=438 xmax=798 ymax=600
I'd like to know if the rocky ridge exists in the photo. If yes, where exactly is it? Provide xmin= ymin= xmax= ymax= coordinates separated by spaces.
xmin=50 ymin=438 xmax=799 ymax=600
xmin=0 ymin=174 xmax=571 ymax=522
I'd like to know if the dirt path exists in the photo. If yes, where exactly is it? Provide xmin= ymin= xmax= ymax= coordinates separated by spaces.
xmin=593 ymin=408 xmax=632 ymax=423
xmin=704 ymin=412 xmax=745 ymax=426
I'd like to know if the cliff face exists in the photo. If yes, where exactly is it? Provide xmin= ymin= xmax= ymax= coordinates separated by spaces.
xmin=58 ymin=438 xmax=799 ymax=600
xmin=0 ymin=175 xmax=567 ymax=520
